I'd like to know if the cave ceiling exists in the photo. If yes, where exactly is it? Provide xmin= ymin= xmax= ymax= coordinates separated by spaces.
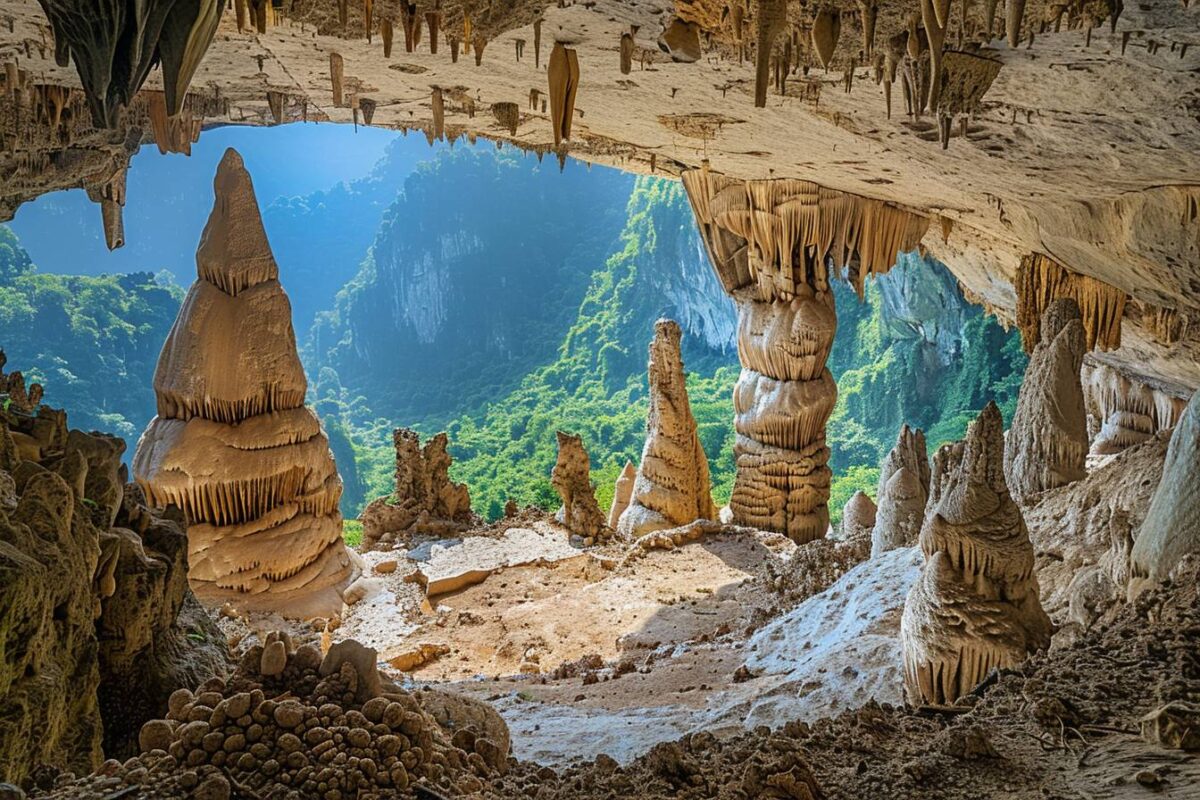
xmin=0 ymin=0 xmax=1197 ymax=392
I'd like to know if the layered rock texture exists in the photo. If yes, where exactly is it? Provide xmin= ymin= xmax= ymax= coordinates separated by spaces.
xmin=0 ymin=360 xmax=226 ymax=783
xmin=617 ymin=320 xmax=718 ymax=539
xmin=360 ymin=428 xmax=476 ymax=549
xmin=901 ymin=403 xmax=1052 ymax=706
xmin=1129 ymin=390 xmax=1200 ymax=599
xmin=683 ymin=167 xmax=928 ymax=542
xmin=1004 ymin=299 xmax=1088 ymax=500
xmin=871 ymin=424 xmax=930 ymax=556
xmin=133 ymin=149 xmax=353 ymax=619
xmin=551 ymin=431 xmax=608 ymax=542
xmin=1083 ymin=362 xmax=1188 ymax=457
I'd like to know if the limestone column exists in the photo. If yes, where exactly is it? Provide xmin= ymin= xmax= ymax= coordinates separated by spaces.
xmin=682 ymin=167 xmax=928 ymax=543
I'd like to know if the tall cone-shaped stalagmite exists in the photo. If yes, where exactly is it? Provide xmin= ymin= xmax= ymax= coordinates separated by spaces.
xmin=1004 ymin=299 xmax=1088 ymax=500
xmin=1128 ymin=390 xmax=1200 ymax=599
xmin=682 ymin=167 xmax=928 ymax=543
xmin=134 ymin=149 xmax=354 ymax=619
xmin=871 ymin=424 xmax=930 ymax=556
xmin=901 ymin=403 xmax=1052 ymax=706
xmin=617 ymin=320 xmax=718 ymax=539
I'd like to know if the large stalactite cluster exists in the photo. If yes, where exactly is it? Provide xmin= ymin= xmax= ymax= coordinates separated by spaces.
xmin=1082 ymin=361 xmax=1187 ymax=456
xmin=1016 ymin=253 xmax=1127 ymax=353
xmin=901 ymin=402 xmax=1052 ymax=706
xmin=133 ymin=149 xmax=353 ymax=619
xmin=683 ymin=165 xmax=928 ymax=542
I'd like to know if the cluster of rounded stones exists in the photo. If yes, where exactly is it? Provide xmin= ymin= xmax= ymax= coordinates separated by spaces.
xmin=33 ymin=634 xmax=507 ymax=799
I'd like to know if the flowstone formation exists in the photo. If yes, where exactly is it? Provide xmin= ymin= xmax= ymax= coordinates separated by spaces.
xmin=0 ymin=360 xmax=226 ymax=784
xmin=683 ymin=167 xmax=928 ymax=542
xmin=1083 ymin=362 xmax=1188 ymax=456
xmin=617 ymin=320 xmax=718 ymax=539
xmin=1129 ymin=390 xmax=1200 ymax=599
xmin=901 ymin=403 xmax=1052 ymax=706
xmin=551 ymin=431 xmax=609 ymax=542
xmin=134 ymin=149 xmax=353 ymax=619
xmin=871 ymin=424 xmax=930 ymax=556
xmin=360 ymin=428 xmax=476 ymax=550
xmin=1004 ymin=298 xmax=1088 ymax=500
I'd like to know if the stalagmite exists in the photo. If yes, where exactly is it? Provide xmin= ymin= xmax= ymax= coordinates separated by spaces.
xmin=267 ymin=90 xmax=285 ymax=124
xmin=1008 ymin=0 xmax=1027 ymax=46
xmin=607 ymin=461 xmax=637 ymax=528
xmin=620 ymin=32 xmax=634 ymax=74
xmin=1016 ymin=253 xmax=1126 ymax=353
xmin=682 ymin=167 xmax=929 ymax=542
xmin=329 ymin=53 xmax=345 ymax=107
xmin=473 ymin=35 xmax=488 ymax=65
xmin=363 ymin=0 xmax=372 ymax=41
xmin=617 ymin=320 xmax=718 ymax=539
xmin=901 ymin=403 xmax=1052 ymax=706
xmin=842 ymin=491 xmax=877 ymax=540
xmin=858 ymin=0 xmax=878 ymax=56
xmin=492 ymin=102 xmax=519 ymax=135
xmin=133 ymin=149 xmax=354 ymax=619
xmin=534 ymin=19 xmax=543 ymax=68
xmin=871 ymin=424 xmax=930 ymax=555
xmin=1004 ymin=299 xmax=1088 ymax=500
xmin=755 ymin=0 xmax=787 ymax=107
xmin=426 ymin=11 xmax=440 ymax=53
xmin=547 ymin=42 xmax=579 ymax=147
xmin=812 ymin=7 xmax=841 ymax=70
xmin=431 ymin=87 xmax=445 ymax=141
xmin=381 ymin=18 xmax=394 ymax=57
xmin=359 ymin=97 xmax=377 ymax=125
xmin=551 ymin=431 xmax=609 ymax=542
xmin=1128 ymin=390 xmax=1200 ymax=598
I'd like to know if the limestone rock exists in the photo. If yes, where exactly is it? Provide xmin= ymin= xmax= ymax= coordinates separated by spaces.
xmin=617 ymin=320 xmax=717 ymax=539
xmin=607 ymin=461 xmax=636 ymax=528
xmin=1004 ymin=299 xmax=1088 ymax=500
xmin=901 ymin=403 xmax=1052 ymax=706
xmin=360 ymin=429 xmax=476 ymax=550
xmin=841 ymin=491 xmax=876 ymax=540
xmin=551 ymin=431 xmax=608 ymax=541
xmin=134 ymin=149 xmax=353 ymax=619
xmin=1128 ymin=390 xmax=1200 ymax=598
xmin=1084 ymin=362 xmax=1187 ymax=456
xmin=657 ymin=18 xmax=701 ymax=62
xmin=871 ymin=424 xmax=930 ymax=556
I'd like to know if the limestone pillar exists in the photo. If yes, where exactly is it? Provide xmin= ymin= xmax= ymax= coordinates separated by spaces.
xmin=682 ymin=167 xmax=928 ymax=542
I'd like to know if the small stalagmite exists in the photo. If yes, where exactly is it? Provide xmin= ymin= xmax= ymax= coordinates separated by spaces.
xmin=133 ymin=149 xmax=354 ymax=619
xmin=842 ymin=490 xmax=877 ymax=540
xmin=682 ymin=167 xmax=929 ymax=543
xmin=607 ymin=461 xmax=637 ymax=528
xmin=1128 ymin=390 xmax=1200 ymax=598
xmin=547 ymin=42 xmax=580 ymax=147
xmin=1004 ymin=299 xmax=1088 ymax=500
xmin=901 ymin=403 xmax=1052 ymax=706
xmin=617 ymin=320 xmax=718 ymax=539
xmin=871 ymin=424 xmax=930 ymax=556
xmin=551 ymin=431 xmax=609 ymax=542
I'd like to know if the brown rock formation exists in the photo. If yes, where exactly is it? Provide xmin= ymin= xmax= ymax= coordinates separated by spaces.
xmin=1016 ymin=253 xmax=1126 ymax=354
xmin=1128 ymin=390 xmax=1200 ymax=598
xmin=683 ymin=167 xmax=928 ymax=542
xmin=657 ymin=17 xmax=702 ymax=62
xmin=841 ymin=490 xmax=877 ymax=540
xmin=1083 ymin=362 xmax=1187 ymax=456
xmin=871 ymin=424 xmax=930 ymax=556
xmin=618 ymin=320 xmax=718 ymax=539
xmin=901 ymin=403 xmax=1052 ymax=706
xmin=551 ymin=431 xmax=608 ymax=541
xmin=547 ymin=42 xmax=579 ymax=147
xmin=360 ymin=428 xmax=476 ymax=549
xmin=607 ymin=461 xmax=636 ymax=528
xmin=134 ymin=149 xmax=353 ymax=619
xmin=1004 ymin=299 xmax=1088 ymax=500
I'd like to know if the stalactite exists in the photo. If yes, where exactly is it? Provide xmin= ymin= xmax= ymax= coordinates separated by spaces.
xmin=235 ymin=0 xmax=248 ymax=31
xmin=920 ymin=0 xmax=948 ymax=111
xmin=620 ymin=32 xmax=634 ymax=74
xmin=1008 ymin=0 xmax=1027 ymax=46
xmin=431 ymin=86 xmax=444 ymax=141
xmin=473 ymin=34 xmax=487 ymax=65
xmin=515 ymin=38 xmax=524 ymax=61
xmin=381 ymin=17 xmax=393 ymax=57
xmin=491 ymin=101 xmax=519 ymax=135
xmin=363 ymin=0 xmax=373 ymax=41
xmin=426 ymin=11 xmax=440 ymax=53
xmin=401 ymin=2 xmax=420 ymax=52
xmin=329 ymin=52 xmax=344 ymax=107
xmin=534 ymin=18 xmax=543 ymax=68
xmin=359 ymin=97 xmax=376 ymax=125
xmin=755 ymin=0 xmax=787 ymax=107
xmin=812 ymin=7 xmax=840 ymax=70
xmin=1082 ymin=362 xmax=1184 ymax=456
xmin=858 ymin=0 xmax=877 ymax=57
xmin=547 ymin=42 xmax=579 ymax=147
xmin=1016 ymin=253 xmax=1126 ymax=352
xmin=901 ymin=403 xmax=1052 ymax=706
xmin=449 ymin=36 xmax=459 ymax=62
xmin=266 ymin=90 xmax=285 ymax=124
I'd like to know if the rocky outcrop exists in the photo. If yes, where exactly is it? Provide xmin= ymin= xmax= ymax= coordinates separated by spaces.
xmin=617 ymin=320 xmax=718 ymax=539
xmin=551 ymin=431 xmax=608 ymax=542
xmin=607 ymin=461 xmax=636 ymax=528
xmin=1129 ymin=390 xmax=1200 ymax=599
xmin=1084 ymin=362 xmax=1188 ymax=456
xmin=1004 ymin=299 xmax=1088 ymax=500
xmin=360 ymin=428 xmax=476 ymax=550
xmin=871 ymin=424 xmax=930 ymax=556
xmin=901 ymin=403 xmax=1052 ymax=706
xmin=134 ymin=149 xmax=353 ymax=619
xmin=683 ymin=167 xmax=928 ymax=543
xmin=841 ymin=490 xmax=876 ymax=540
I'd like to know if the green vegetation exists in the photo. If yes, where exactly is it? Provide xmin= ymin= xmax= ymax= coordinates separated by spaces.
xmin=0 ymin=226 xmax=182 ymax=441
xmin=342 ymin=520 xmax=364 ymax=548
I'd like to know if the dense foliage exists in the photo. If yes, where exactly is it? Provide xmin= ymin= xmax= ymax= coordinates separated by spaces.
xmin=0 ymin=226 xmax=182 ymax=441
